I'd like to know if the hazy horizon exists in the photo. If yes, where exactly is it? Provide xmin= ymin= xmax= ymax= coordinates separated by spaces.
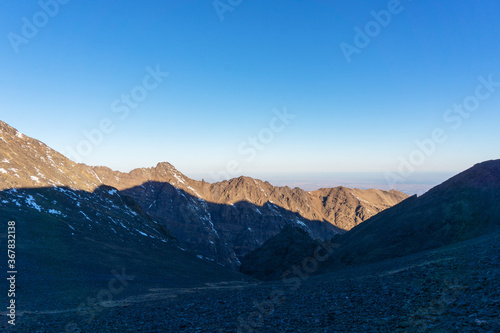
xmin=187 ymin=170 xmax=455 ymax=195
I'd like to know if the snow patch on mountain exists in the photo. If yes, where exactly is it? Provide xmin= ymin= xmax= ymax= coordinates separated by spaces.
xmin=25 ymin=195 xmax=41 ymax=212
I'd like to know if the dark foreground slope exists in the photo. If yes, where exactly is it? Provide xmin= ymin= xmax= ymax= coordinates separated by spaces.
xmin=9 ymin=230 xmax=499 ymax=332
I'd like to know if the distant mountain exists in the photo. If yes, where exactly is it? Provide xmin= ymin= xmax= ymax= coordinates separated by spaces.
xmin=94 ymin=165 xmax=406 ymax=232
xmin=319 ymin=159 xmax=500 ymax=268
xmin=92 ymin=167 xmax=406 ymax=268
xmin=0 ymin=120 xmax=407 ymax=268
xmin=241 ymin=160 xmax=500 ymax=279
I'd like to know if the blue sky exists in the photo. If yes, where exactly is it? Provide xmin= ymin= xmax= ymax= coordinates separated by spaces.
xmin=1 ymin=0 xmax=499 ymax=189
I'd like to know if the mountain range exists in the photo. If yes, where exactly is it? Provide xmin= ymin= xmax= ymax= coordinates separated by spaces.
xmin=0 ymin=120 xmax=407 ymax=268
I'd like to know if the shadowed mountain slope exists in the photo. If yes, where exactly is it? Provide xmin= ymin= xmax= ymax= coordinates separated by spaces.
xmin=320 ymin=159 xmax=500 ymax=269
xmin=0 ymin=186 xmax=248 ymax=312
xmin=239 ymin=225 xmax=323 ymax=280
xmin=118 ymin=181 xmax=343 ymax=268
xmin=94 ymin=164 xmax=408 ymax=232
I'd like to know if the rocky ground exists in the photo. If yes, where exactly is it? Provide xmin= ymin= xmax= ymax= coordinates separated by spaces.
xmin=6 ymin=232 xmax=499 ymax=333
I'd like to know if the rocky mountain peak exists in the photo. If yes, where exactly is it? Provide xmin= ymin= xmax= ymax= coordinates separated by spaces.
xmin=0 ymin=122 xmax=101 ymax=192
xmin=154 ymin=161 xmax=179 ymax=174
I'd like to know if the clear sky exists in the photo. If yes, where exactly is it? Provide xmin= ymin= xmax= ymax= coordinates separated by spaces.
xmin=1 ymin=0 xmax=499 ymax=188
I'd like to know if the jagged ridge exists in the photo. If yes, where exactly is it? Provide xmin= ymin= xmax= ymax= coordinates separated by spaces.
xmin=0 ymin=120 xmax=408 ymax=267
